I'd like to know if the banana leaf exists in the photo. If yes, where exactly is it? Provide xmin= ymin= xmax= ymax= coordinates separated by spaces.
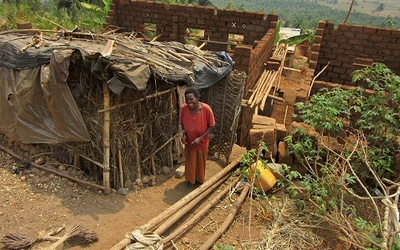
xmin=279 ymin=33 xmax=312 ymax=46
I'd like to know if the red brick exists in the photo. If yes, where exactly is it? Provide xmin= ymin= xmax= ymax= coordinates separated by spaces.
xmin=363 ymin=26 xmax=377 ymax=34
xmin=391 ymin=29 xmax=400 ymax=36
xmin=317 ymin=21 xmax=327 ymax=29
xmin=333 ymin=67 xmax=346 ymax=74
xmin=310 ymin=52 xmax=319 ymax=60
xmin=337 ymin=23 xmax=350 ymax=31
xmin=348 ymin=39 xmax=362 ymax=45
xmin=250 ymin=127 xmax=276 ymax=146
xmin=316 ymin=28 xmax=325 ymax=36
xmin=266 ymin=13 xmax=278 ymax=22
xmin=348 ymin=24 xmax=363 ymax=32
xmin=370 ymin=35 xmax=383 ymax=42
xmin=377 ymin=28 xmax=392 ymax=35
xmin=355 ymin=33 xmax=369 ymax=40
xmin=336 ymin=36 xmax=348 ymax=43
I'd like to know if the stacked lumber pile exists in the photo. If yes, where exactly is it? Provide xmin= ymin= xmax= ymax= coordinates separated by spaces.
xmin=247 ymin=43 xmax=287 ymax=111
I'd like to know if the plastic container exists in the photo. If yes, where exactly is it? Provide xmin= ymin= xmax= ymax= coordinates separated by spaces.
xmin=247 ymin=160 xmax=277 ymax=193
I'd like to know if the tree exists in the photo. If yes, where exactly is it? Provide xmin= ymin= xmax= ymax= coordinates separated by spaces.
xmin=225 ymin=0 xmax=235 ymax=9
xmin=372 ymin=2 xmax=385 ymax=15
xmin=196 ymin=0 xmax=213 ymax=6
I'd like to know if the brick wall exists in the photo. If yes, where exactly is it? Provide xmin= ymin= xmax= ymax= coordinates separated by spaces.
xmin=105 ymin=0 xmax=276 ymax=52
xmin=311 ymin=21 xmax=400 ymax=85
xmin=233 ymin=29 xmax=276 ymax=95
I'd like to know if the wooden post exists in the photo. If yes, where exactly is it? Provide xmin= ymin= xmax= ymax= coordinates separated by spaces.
xmin=118 ymin=145 xmax=124 ymax=189
xmin=168 ymin=90 xmax=174 ymax=168
xmin=103 ymin=82 xmax=112 ymax=194
xmin=73 ymin=154 xmax=79 ymax=167
xmin=133 ymin=109 xmax=141 ymax=181
xmin=150 ymin=123 xmax=156 ymax=176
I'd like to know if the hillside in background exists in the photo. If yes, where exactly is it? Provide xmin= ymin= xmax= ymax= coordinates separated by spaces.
xmin=212 ymin=0 xmax=400 ymax=29
xmin=317 ymin=0 xmax=400 ymax=18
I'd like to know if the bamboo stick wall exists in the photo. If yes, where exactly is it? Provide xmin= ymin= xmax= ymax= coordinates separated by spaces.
xmin=63 ymin=51 xmax=246 ymax=190
xmin=203 ymin=71 xmax=246 ymax=164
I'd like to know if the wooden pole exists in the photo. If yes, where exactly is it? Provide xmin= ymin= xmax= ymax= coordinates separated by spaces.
xmin=142 ymin=137 xmax=175 ymax=163
xmin=248 ymin=70 xmax=268 ymax=105
xmin=149 ymin=123 xmax=156 ymax=176
xmin=259 ymin=71 xmax=278 ymax=110
xmin=154 ymin=174 xmax=229 ymax=235
xmin=97 ymin=88 xmax=175 ymax=113
xmin=0 ymin=144 xmax=105 ymax=190
xmin=283 ymin=105 xmax=289 ymax=125
xmin=200 ymin=184 xmax=250 ymax=250
xmin=308 ymin=61 xmax=330 ymax=97
xmin=103 ymin=82 xmax=112 ymax=194
xmin=73 ymin=154 xmax=79 ymax=167
xmin=118 ymin=145 xmax=124 ymax=189
xmin=109 ymin=156 xmax=243 ymax=250
xmin=168 ymin=91 xmax=174 ymax=168
xmin=163 ymin=176 xmax=241 ymax=244
xmin=132 ymin=109 xmax=141 ymax=181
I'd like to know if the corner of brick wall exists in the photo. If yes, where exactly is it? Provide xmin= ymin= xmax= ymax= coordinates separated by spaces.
xmin=309 ymin=20 xmax=327 ymax=70
xmin=234 ymin=29 xmax=275 ymax=97
xmin=314 ymin=21 xmax=400 ymax=88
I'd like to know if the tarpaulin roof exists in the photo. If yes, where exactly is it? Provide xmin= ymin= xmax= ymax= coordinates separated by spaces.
xmin=0 ymin=33 xmax=233 ymax=92
xmin=0 ymin=32 xmax=233 ymax=143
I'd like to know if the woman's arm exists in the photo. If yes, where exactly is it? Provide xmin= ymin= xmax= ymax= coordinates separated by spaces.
xmin=191 ymin=126 xmax=214 ymax=146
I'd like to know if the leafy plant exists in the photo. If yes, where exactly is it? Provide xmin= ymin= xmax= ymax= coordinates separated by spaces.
xmin=79 ymin=0 xmax=112 ymax=29
xmin=279 ymin=28 xmax=316 ymax=47
xmin=284 ymin=63 xmax=400 ymax=249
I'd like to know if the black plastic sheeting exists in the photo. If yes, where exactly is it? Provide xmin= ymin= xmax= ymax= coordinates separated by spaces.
xmin=0 ymin=50 xmax=91 ymax=143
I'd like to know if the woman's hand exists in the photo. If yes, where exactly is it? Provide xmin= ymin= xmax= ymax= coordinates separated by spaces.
xmin=191 ymin=137 xmax=201 ymax=146
xmin=181 ymin=134 xmax=187 ymax=145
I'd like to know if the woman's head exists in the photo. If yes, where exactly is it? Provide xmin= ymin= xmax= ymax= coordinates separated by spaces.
xmin=185 ymin=87 xmax=201 ymax=98
xmin=184 ymin=87 xmax=200 ymax=108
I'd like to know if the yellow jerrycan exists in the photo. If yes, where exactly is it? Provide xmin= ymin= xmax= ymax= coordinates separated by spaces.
xmin=247 ymin=160 xmax=277 ymax=193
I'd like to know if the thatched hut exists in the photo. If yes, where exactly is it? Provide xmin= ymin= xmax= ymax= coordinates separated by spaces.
xmin=0 ymin=31 xmax=246 ymax=193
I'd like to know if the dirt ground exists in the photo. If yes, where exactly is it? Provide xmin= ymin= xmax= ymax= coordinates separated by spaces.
xmin=0 ymin=53 xmax=339 ymax=250
xmin=0 ymin=143 xmax=251 ymax=250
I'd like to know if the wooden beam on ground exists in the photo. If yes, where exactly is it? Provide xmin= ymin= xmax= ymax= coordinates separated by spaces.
xmin=109 ymin=156 xmax=243 ymax=250
xmin=0 ymin=144 xmax=105 ymax=191
xmin=283 ymin=67 xmax=301 ymax=73
xmin=200 ymin=184 xmax=250 ymax=250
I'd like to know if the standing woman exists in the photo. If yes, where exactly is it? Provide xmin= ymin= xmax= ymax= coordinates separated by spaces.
xmin=180 ymin=87 xmax=215 ymax=185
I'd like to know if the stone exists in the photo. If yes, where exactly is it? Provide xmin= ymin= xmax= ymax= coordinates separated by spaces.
xmin=175 ymin=165 xmax=185 ymax=179
xmin=161 ymin=166 xmax=171 ymax=175
xmin=118 ymin=188 xmax=128 ymax=195
xmin=267 ymin=163 xmax=284 ymax=179
xmin=142 ymin=175 xmax=150 ymax=184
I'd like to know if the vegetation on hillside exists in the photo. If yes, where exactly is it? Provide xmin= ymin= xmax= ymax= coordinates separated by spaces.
xmin=211 ymin=0 xmax=400 ymax=29
xmin=0 ymin=0 xmax=110 ymax=31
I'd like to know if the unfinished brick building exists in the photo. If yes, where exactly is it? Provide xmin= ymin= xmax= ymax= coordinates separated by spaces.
xmin=104 ymin=0 xmax=400 ymax=163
